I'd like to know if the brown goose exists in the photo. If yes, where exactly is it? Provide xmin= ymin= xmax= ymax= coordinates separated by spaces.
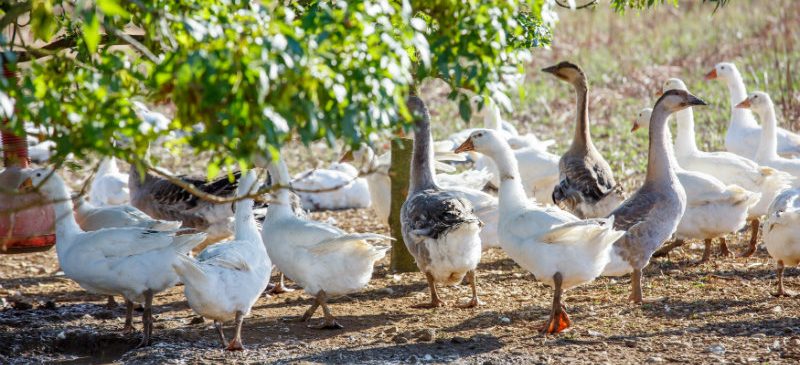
xmin=400 ymin=95 xmax=483 ymax=308
xmin=542 ymin=61 xmax=624 ymax=218
xmin=602 ymin=89 xmax=705 ymax=303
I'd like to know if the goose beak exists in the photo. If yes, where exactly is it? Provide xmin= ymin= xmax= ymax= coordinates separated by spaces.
xmin=454 ymin=139 xmax=475 ymax=153
xmin=19 ymin=177 xmax=33 ymax=192
xmin=655 ymin=89 xmax=663 ymax=97
xmin=704 ymin=68 xmax=718 ymax=80
xmin=735 ymin=99 xmax=751 ymax=109
xmin=687 ymin=94 xmax=708 ymax=106
xmin=630 ymin=123 xmax=640 ymax=133
xmin=541 ymin=65 xmax=558 ymax=74
xmin=339 ymin=150 xmax=354 ymax=162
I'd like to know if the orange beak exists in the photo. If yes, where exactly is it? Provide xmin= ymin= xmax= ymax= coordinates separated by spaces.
xmin=454 ymin=139 xmax=475 ymax=153
xmin=630 ymin=123 xmax=640 ymax=133
xmin=704 ymin=68 xmax=718 ymax=80
xmin=735 ymin=99 xmax=751 ymax=109
xmin=339 ymin=150 xmax=354 ymax=163
xmin=655 ymin=89 xmax=663 ymax=97
xmin=19 ymin=177 xmax=33 ymax=191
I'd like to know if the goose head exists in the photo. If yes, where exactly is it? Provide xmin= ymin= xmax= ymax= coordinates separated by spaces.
xmin=704 ymin=62 xmax=738 ymax=81
xmin=631 ymin=108 xmax=653 ymax=133
xmin=656 ymin=89 xmax=707 ymax=113
xmin=735 ymin=91 xmax=772 ymax=113
xmin=20 ymin=168 xmax=66 ymax=197
xmin=454 ymin=129 xmax=505 ymax=155
xmin=662 ymin=78 xmax=688 ymax=93
xmin=541 ymin=61 xmax=586 ymax=85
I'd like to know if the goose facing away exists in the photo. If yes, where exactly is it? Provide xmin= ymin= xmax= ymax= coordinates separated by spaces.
xmin=21 ymin=168 xmax=207 ymax=347
xmin=89 ymin=157 xmax=130 ymax=207
xmin=705 ymin=62 xmax=800 ymax=159
xmin=603 ymin=90 xmax=705 ymax=303
xmin=542 ymin=61 xmax=624 ymax=218
xmin=400 ymin=95 xmax=483 ymax=308
xmin=261 ymin=154 xmax=392 ymax=329
xmin=172 ymin=170 xmax=271 ymax=351
xmin=455 ymin=129 xmax=625 ymax=334
xmin=762 ymin=187 xmax=800 ymax=297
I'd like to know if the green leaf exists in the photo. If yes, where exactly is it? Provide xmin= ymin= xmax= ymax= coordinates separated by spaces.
xmin=97 ymin=0 xmax=130 ymax=17
xmin=83 ymin=12 xmax=101 ymax=54
xmin=30 ymin=0 xmax=58 ymax=42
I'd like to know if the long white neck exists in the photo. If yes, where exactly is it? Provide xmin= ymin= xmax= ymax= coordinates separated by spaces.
xmin=97 ymin=158 xmax=119 ymax=177
xmin=646 ymin=105 xmax=681 ymax=185
xmin=485 ymin=142 xmax=530 ymax=217
xmin=755 ymin=103 xmax=780 ymax=161
xmin=233 ymin=197 xmax=261 ymax=246
xmin=725 ymin=70 xmax=758 ymax=128
xmin=45 ymin=179 xmax=83 ymax=257
xmin=482 ymin=101 xmax=504 ymax=131
xmin=674 ymin=107 xmax=699 ymax=156
xmin=266 ymin=159 xmax=296 ymax=219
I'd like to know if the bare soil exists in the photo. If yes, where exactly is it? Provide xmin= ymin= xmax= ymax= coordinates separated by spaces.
xmin=2 ymin=207 xmax=799 ymax=364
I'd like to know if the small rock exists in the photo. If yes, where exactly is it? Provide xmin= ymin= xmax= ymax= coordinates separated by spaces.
xmin=499 ymin=316 xmax=511 ymax=324
xmin=624 ymin=340 xmax=637 ymax=348
xmin=416 ymin=329 xmax=435 ymax=342
xmin=790 ymin=338 xmax=800 ymax=347
xmin=57 ymin=331 xmax=66 ymax=340
xmin=12 ymin=300 xmax=33 ymax=310
xmin=393 ymin=335 xmax=409 ymax=344
xmin=422 ymin=354 xmax=433 ymax=361
xmin=771 ymin=305 xmax=783 ymax=314
xmin=377 ymin=287 xmax=394 ymax=295
xmin=40 ymin=300 xmax=57 ymax=310
xmin=771 ymin=340 xmax=781 ymax=350
xmin=587 ymin=330 xmax=602 ymax=337
xmin=752 ymin=333 xmax=766 ymax=339
xmin=189 ymin=316 xmax=205 ymax=325
xmin=707 ymin=344 xmax=726 ymax=355
xmin=646 ymin=357 xmax=665 ymax=363
xmin=407 ymin=354 xmax=418 ymax=363
xmin=94 ymin=310 xmax=113 ymax=319
xmin=82 ymin=313 xmax=94 ymax=320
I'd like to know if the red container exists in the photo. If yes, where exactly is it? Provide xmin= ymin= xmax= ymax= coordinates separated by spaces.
xmin=0 ymin=65 xmax=56 ymax=254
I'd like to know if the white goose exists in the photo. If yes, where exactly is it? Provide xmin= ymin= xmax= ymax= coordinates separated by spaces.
xmin=661 ymin=78 xmax=793 ymax=256
xmin=705 ymin=62 xmax=800 ymax=159
xmin=173 ymin=170 xmax=270 ymax=351
xmin=261 ymin=154 xmax=391 ymax=329
xmin=291 ymin=161 xmax=371 ymax=211
xmin=737 ymin=92 xmax=800 ymax=179
xmin=455 ymin=129 xmax=624 ymax=334
xmin=89 ymin=158 xmax=130 ymax=207
xmin=473 ymin=145 xmax=560 ymax=204
xmin=20 ymin=168 xmax=207 ymax=347
xmin=633 ymin=108 xmax=760 ymax=262
xmin=762 ymin=187 xmax=800 ymax=297
xmin=74 ymin=196 xmax=181 ymax=232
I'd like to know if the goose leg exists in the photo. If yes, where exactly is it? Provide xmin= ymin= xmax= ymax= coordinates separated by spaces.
xmin=309 ymin=291 xmax=343 ymax=330
xmin=628 ymin=269 xmax=644 ymax=304
xmin=696 ymin=239 xmax=713 ymax=264
xmin=540 ymin=272 xmax=570 ymax=335
xmin=457 ymin=270 xmax=483 ymax=308
xmin=412 ymin=272 xmax=447 ymax=308
xmin=772 ymin=260 xmax=794 ymax=297
xmin=741 ymin=218 xmax=760 ymax=257
xmin=136 ymin=290 xmax=154 ymax=348
xmin=122 ymin=299 xmax=135 ymax=333
xmin=652 ymin=239 xmax=685 ymax=258
xmin=718 ymin=237 xmax=732 ymax=257
xmin=214 ymin=320 xmax=227 ymax=348
xmin=268 ymin=273 xmax=295 ymax=295
xmin=299 ymin=297 xmax=321 ymax=322
xmin=226 ymin=311 xmax=245 ymax=350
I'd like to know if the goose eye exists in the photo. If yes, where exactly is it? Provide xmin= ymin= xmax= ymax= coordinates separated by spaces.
xmin=754 ymin=95 xmax=758 ymax=99
xmin=36 ymin=173 xmax=41 ymax=177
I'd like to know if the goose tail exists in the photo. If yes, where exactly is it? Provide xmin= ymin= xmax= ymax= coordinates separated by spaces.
xmin=171 ymin=232 xmax=208 ymax=255
xmin=172 ymin=254 xmax=208 ymax=287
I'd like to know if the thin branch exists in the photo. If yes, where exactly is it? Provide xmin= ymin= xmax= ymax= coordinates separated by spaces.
xmin=111 ymin=28 xmax=158 ymax=63
xmin=8 ymin=34 xmax=146 ymax=63
xmin=0 ymin=1 xmax=32 ymax=31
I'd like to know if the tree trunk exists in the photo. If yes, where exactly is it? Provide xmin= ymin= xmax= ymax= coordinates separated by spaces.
xmin=388 ymin=137 xmax=418 ymax=272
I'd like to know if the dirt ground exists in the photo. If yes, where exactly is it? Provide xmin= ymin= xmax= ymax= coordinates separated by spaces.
xmin=2 ymin=206 xmax=799 ymax=364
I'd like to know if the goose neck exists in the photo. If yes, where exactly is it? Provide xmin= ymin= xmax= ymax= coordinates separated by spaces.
xmin=482 ymin=101 xmax=504 ymax=131
xmin=44 ymin=181 xmax=83 ymax=255
xmin=570 ymin=83 xmax=591 ymax=151
xmin=726 ymin=71 xmax=758 ymax=128
xmin=485 ymin=143 xmax=529 ymax=214
xmin=674 ymin=108 xmax=699 ymax=156
xmin=755 ymin=103 xmax=780 ymax=161
xmin=409 ymin=99 xmax=437 ymax=193
xmin=646 ymin=106 xmax=680 ymax=185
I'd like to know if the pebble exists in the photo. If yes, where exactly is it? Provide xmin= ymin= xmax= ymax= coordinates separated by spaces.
xmin=40 ymin=300 xmax=57 ymax=310
xmin=646 ymin=357 xmax=665 ymax=363
xmin=407 ymin=354 xmax=418 ymax=363
xmin=499 ymin=316 xmax=511 ymax=324
xmin=624 ymin=340 xmax=637 ymax=348
xmin=771 ymin=305 xmax=782 ymax=314
xmin=587 ymin=330 xmax=602 ymax=337
xmin=422 ymin=354 xmax=433 ymax=361
xmin=377 ymin=287 xmax=394 ymax=295
xmin=393 ymin=335 xmax=409 ymax=344
xmin=416 ymin=329 xmax=435 ymax=342
xmin=707 ymin=344 xmax=726 ymax=355
xmin=12 ymin=300 xmax=33 ymax=310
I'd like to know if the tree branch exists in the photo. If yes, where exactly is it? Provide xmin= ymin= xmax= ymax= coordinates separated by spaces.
xmin=6 ymin=34 xmax=147 ymax=63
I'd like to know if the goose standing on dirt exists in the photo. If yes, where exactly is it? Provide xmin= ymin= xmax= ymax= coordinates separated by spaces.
xmin=401 ymin=95 xmax=483 ymax=308
xmin=172 ymin=170 xmax=270 ymax=351
xmin=603 ymin=90 xmax=704 ymax=303
xmin=659 ymin=78 xmax=793 ymax=257
xmin=705 ymin=62 xmax=800 ymax=159
xmin=762 ymin=187 xmax=800 ymax=297
xmin=542 ymin=61 xmax=624 ymax=218
xmin=455 ymin=129 xmax=624 ymax=334
xmin=633 ymin=108 xmax=760 ymax=263
xmin=20 ymin=168 xmax=207 ymax=347
xmin=129 ymin=163 xmax=241 ymax=243
xmin=291 ymin=162 xmax=371 ymax=211
xmin=736 ymin=92 xmax=800 ymax=179
xmin=260 ymin=154 xmax=392 ymax=329
xmin=89 ymin=157 xmax=130 ymax=207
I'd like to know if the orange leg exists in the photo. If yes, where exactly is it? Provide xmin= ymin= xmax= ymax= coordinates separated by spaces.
xmin=225 ymin=311 xmax=245 ymax=351
xmin=457 ymin=270 xmax=483 ymax=308
xmin=412 ymin=272 xmax=447 ymax=308
xmin=540 ymin=272 xmax=571 ymax=335
xmin=741 ymin=219 xmax=759 ymax=257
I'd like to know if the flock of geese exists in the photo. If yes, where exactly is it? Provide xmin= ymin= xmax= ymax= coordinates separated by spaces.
xmin=12 ymin=61 xmax=800 ymax=350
